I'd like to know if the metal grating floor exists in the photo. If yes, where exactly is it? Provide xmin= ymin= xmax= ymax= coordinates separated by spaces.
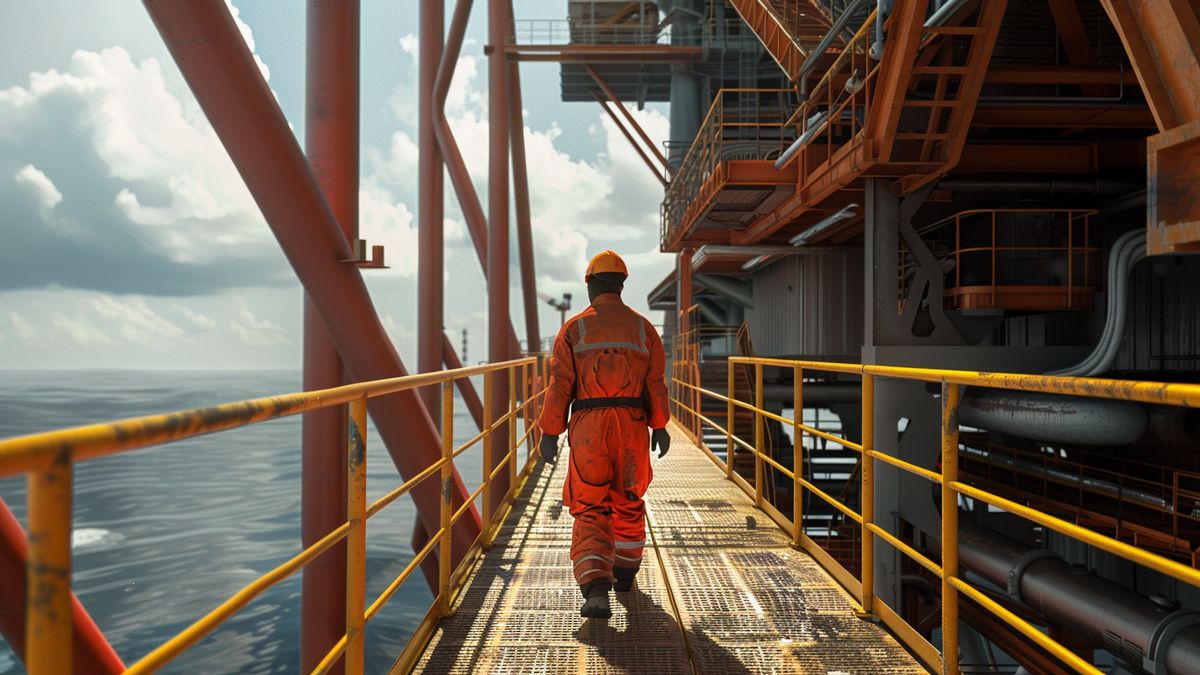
xmin=411 ymin=425 xmax=926 ymax=674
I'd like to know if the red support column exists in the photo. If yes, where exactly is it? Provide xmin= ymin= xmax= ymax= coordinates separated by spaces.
xmin=301 ymin=3 xmax=358 ymax=671
xmin=509 ymin=61 xmax=540 ymax=353
xmin=419 ymin=0 xmax=445 ymax=421
xmin=488 ymin=0 xmax=512 ymax=511
xmin=678 ymin=247 xmax=694 ymax=335
xmin=142 ymin=0 xmax=482 ymax=593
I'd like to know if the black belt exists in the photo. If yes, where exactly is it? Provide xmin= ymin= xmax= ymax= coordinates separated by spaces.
xmin=570 ymin=396 xmax=643 ymax=414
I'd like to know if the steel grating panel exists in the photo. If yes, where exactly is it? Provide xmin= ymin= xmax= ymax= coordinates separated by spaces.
xmin=411 ymin=425 xmax=925 ymax=674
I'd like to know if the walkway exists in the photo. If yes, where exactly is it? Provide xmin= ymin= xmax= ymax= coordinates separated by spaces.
xmin=412 ymin=425 xmax=925 ymax=674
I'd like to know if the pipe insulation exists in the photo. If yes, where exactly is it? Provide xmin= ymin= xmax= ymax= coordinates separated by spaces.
xmin=957 ymin=525 xmax=1200 ymax=675
xmin=961 ymin=230 xmax=1151 ymax=446
xmin=959 ymin=390 xmax=1148 ymax=447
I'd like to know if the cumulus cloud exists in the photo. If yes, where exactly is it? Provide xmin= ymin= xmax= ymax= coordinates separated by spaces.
xmin=0 ymin=46 xmax=290 ymax=294
xmin=13 ymin=163 xmax=62 ymax=211
xmin=91 ymin=295 xmax=184 ymax=344
xmin=230 ymin=297 xmax=288 ymax=345
xmin=173 ymin=304 xmax=217 ymax=330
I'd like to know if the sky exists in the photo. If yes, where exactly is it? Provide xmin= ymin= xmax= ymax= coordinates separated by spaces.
xmin=0 ymin=0 xmax=674 ymax=369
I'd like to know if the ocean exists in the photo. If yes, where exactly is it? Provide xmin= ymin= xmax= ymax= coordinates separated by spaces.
xmin=0 ymin=369 xmax=490 ymax=674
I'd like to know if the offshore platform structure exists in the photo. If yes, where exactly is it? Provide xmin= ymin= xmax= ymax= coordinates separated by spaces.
xmin=631 ymin=0 xmax=1200 ymax=673
xmin=4 ymin=0 xmax=1200 ymax=674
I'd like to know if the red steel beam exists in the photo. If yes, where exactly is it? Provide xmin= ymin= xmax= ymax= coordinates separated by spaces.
xmin=590 ymin=91 xmax=668 ymax=186
xmin=678 ymin=247 xmax=694 ymax=335
xmin=300 ymin=1 xmax=357 ymax=669
xmin=141 ymin=0 xmax=481 ymax=579
xmin=436 ymin=0 xmax=488 ymax=272
xmin=418 ymin=0 xmax=445 ymax=423
xmin=435 ymin=0 xmax=523 ymax=356
xmin=1099 ymin=0 xmax=1200 ymax=131
xmin=0 ymin=498 xmax=124 ymax=674
xmin=509 ymin=60 xmax=541 ymax=353
xmin=584 ymin=64 xmax=670 ymax=174
xmin=487 ymin=0 xmax=512 ymax=512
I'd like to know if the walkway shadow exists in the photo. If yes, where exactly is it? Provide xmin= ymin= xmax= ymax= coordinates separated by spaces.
xmin=573 ymin=588 xmax=752 ymax=675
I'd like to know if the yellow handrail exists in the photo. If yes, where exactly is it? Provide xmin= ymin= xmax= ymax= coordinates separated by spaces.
xmin=0 ymin=355 xmax=549 ymax=675
xmin=670 ymin=355 xmax=1200 ymax=675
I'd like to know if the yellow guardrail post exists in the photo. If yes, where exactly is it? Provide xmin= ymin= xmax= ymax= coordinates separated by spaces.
xmin=726 ymin=358 xmax=735 ymax=479
xmin=345 ymin=396 xmax=368 ymax=674
xmin=508 ymin=366 xmax=517 ymax=500
xmin=438 ymin=380 xmax=454 ymax=617
xmin=26 ymin=453 xmax=73 ymax=674
xmin=792 ymin=365 xmax=803 ymax=548
xmin=941 ymin=381 xmax=960 ymax=675
xmin=754 ymin=362 xmax=764 ymax=508
xmin=481 ymin=370 xmax=494 ymax=543
xmin=858 ymin=373 xmax=875 ymax=619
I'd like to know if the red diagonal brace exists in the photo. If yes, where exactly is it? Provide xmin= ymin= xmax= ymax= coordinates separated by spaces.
xmin=0 ymin=498 xmax=125 ymax=674
xmin=591 ymin=90 xmax=668 ymax=186
xmin=584 ymin=64 xmax=671 ymax=174
xmin=141 ymin=0 xmax=481 ymax=576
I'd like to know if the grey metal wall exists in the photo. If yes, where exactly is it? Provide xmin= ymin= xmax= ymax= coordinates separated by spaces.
xmin=745 ymin=248 xmax=864 ymax=357
xmin=1115 ymin=255 xmax=1200 ymax=372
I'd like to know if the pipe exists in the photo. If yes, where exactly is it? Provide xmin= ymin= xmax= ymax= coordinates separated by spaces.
xmin=960 ymin=445 xmax=1168 ymax=509
xmin=871 ymin=0 xmax=895 ymax=61
xmin=798 ymin=0 xmax=869 ymax=83
xmin=789 ymin=204 xmax=861 ymax=246
xmin=142 ymin=0 xmax=481 ymax=578
xmin=418 ymin=0 xmax=445 ymax=421
xmin=1048 ymin=230 xmax=1147 ymax=377
xmin=958 ymin=525 xmax=1200 ymax=674
xmin=959 ymin=390 xmax=1148 ymax=446
xmin=301 ymin=2 xmax=358 ymax=669
xmin=775 ymin=110 xmax=828 ymax=169
xmin=694 ymin=274 xmax=754 ymax=308
xmin=487 ymin=0 xmax=511 ymax=512
xmin=925 ymin=0 xmax=972 ymax=28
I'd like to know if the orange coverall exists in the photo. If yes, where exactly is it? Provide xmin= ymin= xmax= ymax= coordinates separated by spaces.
xmin=538 ymin=294 xmax=671 ymax=587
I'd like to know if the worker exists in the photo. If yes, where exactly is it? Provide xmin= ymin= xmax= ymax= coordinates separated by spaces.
xmin=537 ymin=250 xmax=671 ymax=619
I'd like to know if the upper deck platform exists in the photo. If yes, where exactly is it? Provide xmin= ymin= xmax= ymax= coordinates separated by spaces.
xmin=412 ymin=425 xmax=923 ymax=674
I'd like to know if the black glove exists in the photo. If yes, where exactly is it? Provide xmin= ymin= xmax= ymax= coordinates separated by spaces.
xmin=651 ymin=428 xmax=670 ymax=459
xmin=540 ymin=433 xmax=559 ymax=463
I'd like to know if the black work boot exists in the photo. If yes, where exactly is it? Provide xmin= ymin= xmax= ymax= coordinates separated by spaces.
xmin=580 ymin=580 xmax=612 ymax=619
xmin=613 ymin=566 xmax=638 ymax=592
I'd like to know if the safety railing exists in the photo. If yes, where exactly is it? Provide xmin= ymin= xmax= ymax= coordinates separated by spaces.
xmin=670 ymin=356 xmax=1200 ymax=675
xmin=0 ymin=356 xmax=549 ymax=674
xmin=912 ymin=208 xmax=1101 ymax=311
xmin=509 ymin=18 xmax=701 ymax=46
xmin=783 ymin=8 xmax=878 ymax=167
xmin=660 ymin=88 xmax=796 ymax=247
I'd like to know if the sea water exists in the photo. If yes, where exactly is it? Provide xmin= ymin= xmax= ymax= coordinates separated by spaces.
xmin=0 ymin=369 xmax=489 ymax=674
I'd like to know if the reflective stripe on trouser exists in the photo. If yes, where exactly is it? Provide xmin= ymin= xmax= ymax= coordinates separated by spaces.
xmin=564 ymin=407 xmax=651 ymax=587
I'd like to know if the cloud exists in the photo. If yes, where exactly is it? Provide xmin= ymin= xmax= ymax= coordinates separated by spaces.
xmin=8 ymin=311 xmax=38 ymax=341
xmin=49 ymin=311 xmax=114 ymax=345
xmin=230 ymin=296 xmax=288 ymax=345
xmin=13 ymin=163 xmax=62 ymax=211
xmin=173 ymin=304 xmax=217 ymax=330
xmin=90 ymin=294 xmax=184 ymax=344
xmin=0 ymin=46 xmax=290 ymax=295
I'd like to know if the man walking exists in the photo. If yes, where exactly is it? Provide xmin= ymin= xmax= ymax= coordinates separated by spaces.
xmin=537 ymin=250 xmax=671 ymax=619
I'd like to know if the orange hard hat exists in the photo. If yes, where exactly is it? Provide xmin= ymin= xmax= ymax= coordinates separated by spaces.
xmin=585 ymin=250 xmax=628 ymax=281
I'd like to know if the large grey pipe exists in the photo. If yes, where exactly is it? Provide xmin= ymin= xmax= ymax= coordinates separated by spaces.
xmin=1049 ymin=229 xmax=1147 ymax=377
xmin=959 ymin=390 xmax=1148 ymax=446
xmin=962 ymin=230 xmax=1150 ymax=446
xmin=958 ymin=525 xmax=1200 ymax=674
